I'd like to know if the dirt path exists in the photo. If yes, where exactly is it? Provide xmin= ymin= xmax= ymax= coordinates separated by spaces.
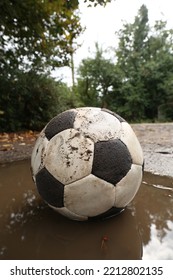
xmin=0 ymin=131 xmax=38 ymax=163
xmin=132 ymin=123 xmax=173 ymax=177
xmin=0 ymin=123 xmax=173 ymax=177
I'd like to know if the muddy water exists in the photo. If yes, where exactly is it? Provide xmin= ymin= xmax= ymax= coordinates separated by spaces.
xmin=0 ymin=160 xmax=172 ymax=260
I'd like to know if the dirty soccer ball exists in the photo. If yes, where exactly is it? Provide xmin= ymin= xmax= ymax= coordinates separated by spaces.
xmin=31 ymin=107 xmax=143 ymax=221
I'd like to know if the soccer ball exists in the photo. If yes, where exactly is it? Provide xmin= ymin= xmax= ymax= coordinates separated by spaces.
xmin=31 ymin=107 xmax=143 ymax=221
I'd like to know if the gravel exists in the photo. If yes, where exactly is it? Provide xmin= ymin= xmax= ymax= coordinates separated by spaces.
xmin=132 ymin=123 xmax=173 ymax=178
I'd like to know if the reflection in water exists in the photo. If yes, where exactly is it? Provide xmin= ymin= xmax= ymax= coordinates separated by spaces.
xmin=0 ymin=160 xmax=172 ymax=259
xmin=143 ymin=222 xmax=173 ymax=259
xmin=134 ymin=172 xmax=173 ymax=260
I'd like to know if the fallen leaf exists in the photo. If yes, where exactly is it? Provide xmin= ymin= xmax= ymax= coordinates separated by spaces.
xmin=0 ymin=144 xmax=14 ymax=151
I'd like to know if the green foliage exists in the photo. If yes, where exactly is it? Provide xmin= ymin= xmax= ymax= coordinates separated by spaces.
xmin=1 ymin=2 xmax=173 ymax=132
xmin=84 ymin=0 xmax=112 ymax=7
xmin=0 ymin=0 xmax=83 ymax=74
xmin=77 ymin=43 xmax=119 ymax=108
xmin=158 ymin=103 xmax=173 ymax=121
xmin=0 ymin=0 xmax=113 ymax=132
xmin=0 ymin=0 xmax=112 ymax=73
xmin=76 ymin=5 xmax=173 ymax=122
xmin=0 ymin=71 xmax=73 ymax=132
xmin=115 ymin=5 xmax=173 ymax=121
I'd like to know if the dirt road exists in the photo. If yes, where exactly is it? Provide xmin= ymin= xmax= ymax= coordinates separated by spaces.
xmin=132 ymin=123 xmax=173 ymax=177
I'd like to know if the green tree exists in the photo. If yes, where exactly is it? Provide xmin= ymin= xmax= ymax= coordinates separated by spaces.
xmin=115 ymin=5 xmax=150 ymax=120
xmin=0 ymin=70 xmax=75 ymax=131
xmin=0 ymin=0 xmax=84 ymax=75
xmin=116 ymin=5 xmax=173 ymax=121
xmin=0 ymin=0 xmax=113 ymax=132
xmin=84 ymin=0 xmax=112 ymax=6
xmin=77 ymin=43 xmax=120 ymax=108
xmin=0 ymin=0 xmax=112 ymax=75
xmin=141 ymin=20 xmax=173 ymax=119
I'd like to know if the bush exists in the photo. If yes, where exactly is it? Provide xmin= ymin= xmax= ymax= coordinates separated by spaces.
xmin=158 ymin=102 xmax=173 ymax=121
xmin=0 ymin=71 xmax=73 ymax=132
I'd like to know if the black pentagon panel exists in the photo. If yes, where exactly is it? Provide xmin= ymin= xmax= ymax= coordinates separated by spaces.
xmin=45 ymin=110 xmax=77 ymax=140
xmin=92 ymin=139 xmax=132 ymax=185
xmin=35 ymin=167 xmax=64 ymax=207
xmin=88 ymin=207 xmax=124 ymax=220
xmin=101 ymin=108 xmax=126 ymax=123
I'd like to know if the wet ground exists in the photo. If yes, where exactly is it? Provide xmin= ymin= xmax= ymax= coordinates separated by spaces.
xmin=131 ymin=123 xmax=173 ymax=177
xmin=0 ymin=159 xmax=173 ymax=260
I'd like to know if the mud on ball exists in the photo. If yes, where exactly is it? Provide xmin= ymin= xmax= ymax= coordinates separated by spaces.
xmin=31 ymin=107 xmax=144 ymax=221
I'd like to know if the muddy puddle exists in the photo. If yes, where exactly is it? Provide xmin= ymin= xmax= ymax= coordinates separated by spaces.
xmin=0 ymin=159 xmax=173 ymax=260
